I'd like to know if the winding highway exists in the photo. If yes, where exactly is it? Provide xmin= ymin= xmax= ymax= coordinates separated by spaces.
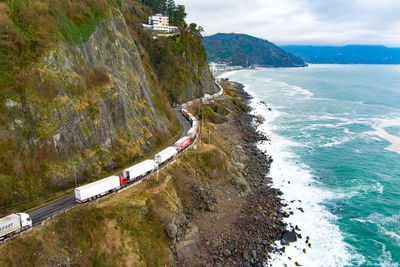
xmin=28 ymin=109 xmax=192 ymax=226
xmin=26 ymin=76 xmax=226 ymax=230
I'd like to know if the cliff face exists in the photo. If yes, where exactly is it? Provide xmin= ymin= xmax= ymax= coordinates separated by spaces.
xmin=181 ymin=56 xmax=218 ymax=102
xmin=44 ymin=9 xmax=167 ymax=157
xmin=142 ymin=30 xmax=218 ymax=104
xmin=0 ymin=1 xmax=214 ymax=210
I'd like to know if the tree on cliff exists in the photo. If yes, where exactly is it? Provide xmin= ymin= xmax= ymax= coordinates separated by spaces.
xmin=188 ymin=23 xmax=204 ymax=40
xmin=140 ymin=0 xmax=186 ymax=25
xmin=170 ymin=4 xmax=186 ymax=25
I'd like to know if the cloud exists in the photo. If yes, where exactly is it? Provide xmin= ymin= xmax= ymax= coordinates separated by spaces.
xmin=175 ymin=0 xmax=400 ymax=46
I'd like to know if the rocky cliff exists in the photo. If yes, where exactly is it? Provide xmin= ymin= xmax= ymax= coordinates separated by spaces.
xmin=0 ymin=0 xmax=215 ymax=210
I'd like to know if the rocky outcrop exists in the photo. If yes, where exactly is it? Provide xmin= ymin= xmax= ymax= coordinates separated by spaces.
xmin=167 ymin=223 xmax=178 ymax=240
xmin=43 ymin=9 xmax=168 ymax=156
xmin=181 ymin=64 xmax=218 ymax=102
xmin=167 ymin=196 xmax=202 ymax=263
xmin=0 ymin=7 xmax=178 ymax=205
xmin=175 ymin=240 xmax=198 ymax=262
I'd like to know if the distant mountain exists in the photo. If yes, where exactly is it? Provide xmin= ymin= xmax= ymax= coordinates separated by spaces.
xmin=282 ymin=45 xmax=400 ymax=64
xmin=203 ymin=33 xmax=306 ymax=67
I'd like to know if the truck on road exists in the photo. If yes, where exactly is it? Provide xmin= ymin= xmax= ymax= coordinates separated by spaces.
xmin=0 ymin=213 xmax=32 ymax=240
xmin=75 ymin=175 xmax=127 ymax=203
xmin=123 ymin=160 xmax=157 ymax=182
xmin=155 ymin=147 xmax=178 ymax=166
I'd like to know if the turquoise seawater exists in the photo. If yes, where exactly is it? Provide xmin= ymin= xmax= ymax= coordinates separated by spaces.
xmin=221 ymin=65 xmax=400 ymax=266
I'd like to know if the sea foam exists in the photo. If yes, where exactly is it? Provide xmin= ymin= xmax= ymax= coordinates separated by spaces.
xmin=245 ymin=90 xmax=356 ymax=266
xmin=369 ymin=116 xmax=400 ymax=154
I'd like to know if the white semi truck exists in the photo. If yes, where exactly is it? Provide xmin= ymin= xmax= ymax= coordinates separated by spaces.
xmin=74 ymin=175 xmax=127 ymax=203
xmin=123 ymin=160 xmax=157 ymax=182
xmin=154 ymin=147 xmax=178 ymax=166
xmin=0 ymin=213 xmax=32 ymax=240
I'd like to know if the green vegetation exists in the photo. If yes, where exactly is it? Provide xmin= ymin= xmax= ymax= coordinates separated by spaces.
xmin=141 ymin=31 xmax=209 ymax=103
xmin=182 ymin=145 xmax=229 ymax=177
xmin=0 ymin=176 xmax=175 ymax=266
xmin=0 ymin=0 xmax=213 ymax=216
xmin=203 ymin=33 xmax=306 ymax=67
xmin=0 ymin=0 xmax=111 ymax=96
xmin=0 ymin=79 xmax=249 ymax=266
xmin=140 ymin=0 xmax=186 ymax=25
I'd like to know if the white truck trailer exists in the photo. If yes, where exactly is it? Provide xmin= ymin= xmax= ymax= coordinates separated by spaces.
xmin=155 ymin=147 xmax=178 ymax=166
xmin=75 ymin=175 xmax=122 ymax=203
xmin=123 ymin=160 xmax=157 ymax=182
xmin=187 ymin=128 xmax=197 ymax=140
xmin=0 ymin=213 xmax=32 ymax=240
xmin=188 ymin=114 xmax=196 ymax=123
xmin=192 ymin=120 xmax=198 ymax=129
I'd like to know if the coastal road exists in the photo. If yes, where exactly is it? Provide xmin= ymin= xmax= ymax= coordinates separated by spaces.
xmin=28 ymin=109 xmax=190 ymax=226
xmin=174 ymin=107 xmax=192 ymax=139
xmin=29 ymin=195 xmax=76 ymax=226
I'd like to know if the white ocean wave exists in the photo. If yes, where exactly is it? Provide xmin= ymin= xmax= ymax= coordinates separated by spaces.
xmin=320 ymin=136 xmax=353 ymax=148
xmin=361 ymin=213 xmax=400 ymax=247
xmin=292 ymin=85 xmax=314 ymax=96
xmin=376 ymin=182 xmax=384 ymax=194
xmin=244 ymin=87 xmax=355 ymax=266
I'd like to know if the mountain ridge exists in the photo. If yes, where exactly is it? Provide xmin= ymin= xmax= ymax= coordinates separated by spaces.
xmin=282 ymin=45 xmax=400 ymax=64
xmin=203 ymin=33 xmax=306 ymax=67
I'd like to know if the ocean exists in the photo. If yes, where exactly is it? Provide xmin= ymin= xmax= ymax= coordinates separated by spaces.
xmin=220 ymin=64 xmax=400 ymax=266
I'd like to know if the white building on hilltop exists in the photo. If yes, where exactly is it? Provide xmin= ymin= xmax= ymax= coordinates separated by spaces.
xmin=142 ymin=13 xmax=178 ymax=33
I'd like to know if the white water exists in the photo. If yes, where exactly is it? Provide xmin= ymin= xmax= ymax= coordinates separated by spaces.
xmin=248 ymin=93 xmax=356 ymax=266
xmin=219 ymin=71 xmax=357 ymax=266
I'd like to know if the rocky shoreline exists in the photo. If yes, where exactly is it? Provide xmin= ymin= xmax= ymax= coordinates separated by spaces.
xmin=170 ymin=80 xmax=302 ymax=266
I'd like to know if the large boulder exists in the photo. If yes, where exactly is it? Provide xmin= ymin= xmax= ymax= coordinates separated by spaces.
xmin=184 ymin=223 xmax=199 ymax=244
xmin=167 ymin=223 xmax=178 ymax=240
xmin=232 ymin=174 xmax=250 ymax=193
xmin=281 ymin=230 xmax=298 ymax=245
xmin=176 ymin=240 xmax=198 ymax=261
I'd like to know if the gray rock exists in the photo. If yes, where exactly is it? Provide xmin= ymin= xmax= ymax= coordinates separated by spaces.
xmin=281 ymin=230 xmax=298 ymax=246
xmin=167 ymin=223 xmax=177 ymax=240
xmin=250 ymin=250 xmax=257 ymax=258
xmin=223 ymin=249 xmax=231 ymax=257
xmin=232 ymin=175 xmax=250 ymax=193
xmin=184 ymin=223 xmax=199 ymax=244
xmin=175 ymin=240 xmax=198 ymax=261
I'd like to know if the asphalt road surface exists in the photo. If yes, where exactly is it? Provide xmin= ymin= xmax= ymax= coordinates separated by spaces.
xmin=28 ymin=109 xmax=190 ymax=226
xmin=174 ymin=107 xmax=192 ymax=139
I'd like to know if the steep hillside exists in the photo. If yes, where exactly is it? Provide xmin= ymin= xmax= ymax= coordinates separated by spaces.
xmin=203 ymin=33 xmax=306 ymax=67
xmin=0 ymin=79 xmax=285 ymax=267
xmin=283 ymin=45 xmax=400 ymax=64
xmin=0 ymin=0 xmax=216 ymax=212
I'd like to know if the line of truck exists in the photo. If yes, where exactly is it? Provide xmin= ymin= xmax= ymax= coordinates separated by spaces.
xmin=74 ymin=108 xmax=199 ymax=203
xmin=0 ymin=82 xmax=224 ymax=241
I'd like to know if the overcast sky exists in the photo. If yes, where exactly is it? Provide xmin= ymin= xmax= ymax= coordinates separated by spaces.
xmin=175 ymin=0 xmax=400 ymax=47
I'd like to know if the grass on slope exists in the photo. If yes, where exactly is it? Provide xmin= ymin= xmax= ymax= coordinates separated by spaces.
xmin=0 ymin=174 xmax=176 ymax=266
